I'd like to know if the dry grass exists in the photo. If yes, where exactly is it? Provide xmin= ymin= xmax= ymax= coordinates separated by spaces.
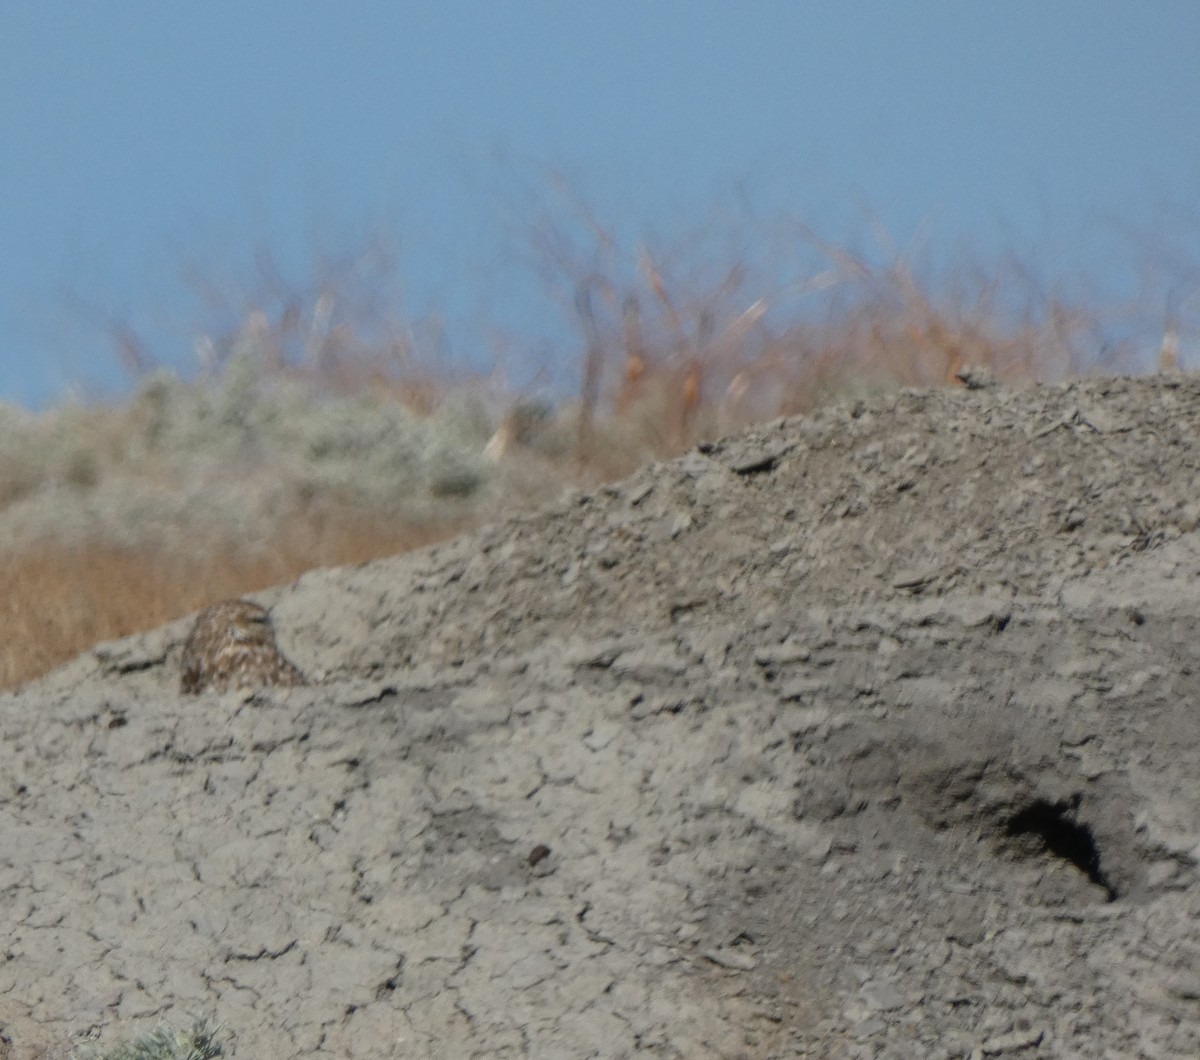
xmin=494 ymin=276 xmax=1110 ymax=491
xmin=512 ymin=189 xmax=1156 ymax=481
xmin=0 ymin=515 xmax=459 ymax=691
xmin=8 ymin=192 xmax=1190 ymax=694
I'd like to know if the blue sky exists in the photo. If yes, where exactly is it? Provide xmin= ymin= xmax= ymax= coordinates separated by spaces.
xmin=1 ymin=3 xmax=1198 ymax=407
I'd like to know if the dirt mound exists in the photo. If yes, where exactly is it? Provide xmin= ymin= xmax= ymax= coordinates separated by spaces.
xmin=3 ymin=375 xmax=1199 ymax=1058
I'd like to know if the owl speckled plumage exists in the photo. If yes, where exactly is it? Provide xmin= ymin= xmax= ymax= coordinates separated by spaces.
xmin=180 ymin=599 xmax=305 ymax=694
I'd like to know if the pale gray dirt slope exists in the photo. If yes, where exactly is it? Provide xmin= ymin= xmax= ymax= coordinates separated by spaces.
xmin=3 ymin=375 xmax=1200 ymax=1059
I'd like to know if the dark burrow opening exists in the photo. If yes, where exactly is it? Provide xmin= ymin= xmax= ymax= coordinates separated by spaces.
xmin=1003 ymin=799 xmax=1119 ymax=901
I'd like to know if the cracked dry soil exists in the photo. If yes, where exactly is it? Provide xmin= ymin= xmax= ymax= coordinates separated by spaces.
xmin=3 ymin=374 xmax=1200 ymax=1058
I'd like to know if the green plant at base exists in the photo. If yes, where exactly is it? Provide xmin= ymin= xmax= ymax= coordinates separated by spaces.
xmin=72 ymin=1017 xmax=224 ymax=1060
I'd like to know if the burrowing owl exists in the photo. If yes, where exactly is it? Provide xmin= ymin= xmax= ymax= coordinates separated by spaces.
xmin=180 ymin=599 xmax=305 ymax=694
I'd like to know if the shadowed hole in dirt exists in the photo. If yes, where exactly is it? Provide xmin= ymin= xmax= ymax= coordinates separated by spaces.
xmin=1003 ymin=799 xmax=1118 ymax=901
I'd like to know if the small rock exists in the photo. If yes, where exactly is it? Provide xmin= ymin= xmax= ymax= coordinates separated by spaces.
xmin=980 ymin=1028 xmax=1044 ymax=1054
xmin=861 ymin=981 xmax=905 ymax=1012
xmin=703 ymin=947 xmax=758 ymax=971
xmin=583 ymin=722 xmax=620 ymax=752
